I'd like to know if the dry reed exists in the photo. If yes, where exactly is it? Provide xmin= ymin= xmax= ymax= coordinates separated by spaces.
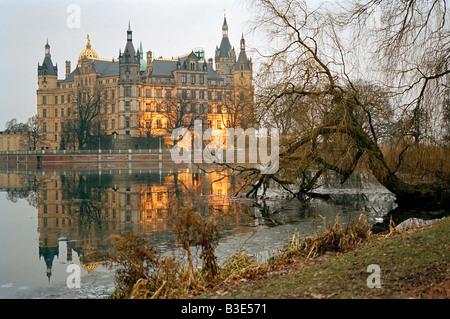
xmin=106 ymin=212 xmax=372 ymax=299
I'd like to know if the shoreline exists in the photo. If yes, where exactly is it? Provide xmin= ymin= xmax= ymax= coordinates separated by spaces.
xmin=198 ymin=217 xmax=449 ymax=299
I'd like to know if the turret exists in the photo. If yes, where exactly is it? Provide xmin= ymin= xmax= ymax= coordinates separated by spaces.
xmin=215 ymin=12 xmax=236 ymax=86
xmin=118 ymin=23 xmax=140 ymax=137
xmin=38 ymin=39 xmax=58 ymax=89
xmin=65 ymin=60 xmax=71 ymax=78
xmin=146 ymin=51 xmax=153 ymax=76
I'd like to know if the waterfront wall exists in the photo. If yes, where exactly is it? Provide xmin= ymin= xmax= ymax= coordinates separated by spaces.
xmin=0 ymin=149 xmax=177 ymax=170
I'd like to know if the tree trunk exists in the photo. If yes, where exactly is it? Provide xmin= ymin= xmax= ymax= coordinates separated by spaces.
xmin=350 ymin=121 xmax=448 ymax=208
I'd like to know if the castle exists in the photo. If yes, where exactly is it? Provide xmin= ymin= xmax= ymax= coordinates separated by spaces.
xmin=36 ymin=16 xmax=254 ymax=150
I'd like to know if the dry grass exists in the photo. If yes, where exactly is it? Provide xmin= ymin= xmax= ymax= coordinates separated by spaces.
xmin=381 ymin=143 xmax=450 ymax=185
xmin=279 ymin=214 xmax=370 ymax=260
xmin=105 ymin=212 xmax=372 ymax=299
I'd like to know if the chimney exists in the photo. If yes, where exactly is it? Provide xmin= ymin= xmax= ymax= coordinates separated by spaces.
xmin=208 ymin=58 xmax=213 ymax=69
xmin=146 ymin=51 xmax=152 ymax=76
xmin=65 ymin=60 xmax=71 ymax=78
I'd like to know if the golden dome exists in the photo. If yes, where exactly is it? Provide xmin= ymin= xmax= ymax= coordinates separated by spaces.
xmin=78 ymin=34 xmax=99 ymax=65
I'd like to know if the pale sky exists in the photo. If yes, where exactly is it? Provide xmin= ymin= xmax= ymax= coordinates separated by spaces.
xmin=0 ymin=0 xmax=261 ymax=126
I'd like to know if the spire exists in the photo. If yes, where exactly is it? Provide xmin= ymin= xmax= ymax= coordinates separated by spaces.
xmin=127 ymin=22 xmax=132 ymax=41
xmin=45 ymin=38 xmax=51 ymax=56
xmin=121 ymin=23 xmax=137 ymax=64
xmin=222 ymin=11 xmax=228 ymax=38
xmin=240 ymin=33 xmax=245 ymax=51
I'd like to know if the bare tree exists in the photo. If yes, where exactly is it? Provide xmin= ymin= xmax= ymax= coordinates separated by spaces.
xmin=26 ymin=115 xmax=43 ymax=150
xmin=233 ymin=0 xmax=448 ymax=208
xmin=338 ymin=0 xmax=450 ymax=144
xmin=63 ymin=86 xmax=106 ymax=149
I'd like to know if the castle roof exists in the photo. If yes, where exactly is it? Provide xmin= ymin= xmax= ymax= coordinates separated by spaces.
xmin=150 ymin=54 xmax=223 ymax=80
xmin=61 ymin=59 xmax=119 ymax=82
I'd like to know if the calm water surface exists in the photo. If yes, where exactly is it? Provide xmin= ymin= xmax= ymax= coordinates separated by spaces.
xmin=0 ymin=168 xmax=398 ymax=298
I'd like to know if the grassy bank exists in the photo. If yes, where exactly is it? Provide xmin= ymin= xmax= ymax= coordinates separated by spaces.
xmin=105 ymin=211 xmax=449 ymax=299
xmin=200 ymin=216 xmax=449 ymax=299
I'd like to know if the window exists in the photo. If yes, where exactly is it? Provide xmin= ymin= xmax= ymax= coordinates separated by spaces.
xmin=181 ymin=73 xmax=186 ymax=83
xmin=43 ymin=96 xmax=47 ymax=105
xmin=43 ymin=109 xmax=47 ymax=118
xmin=207 ymin=91 xmax=212 ymax=100
xmin=199 ymin=74 xmax=204 ymax=84
xmin=67 ymin=108 xmax=71 ymax=116
xmin=111 ymin=104 xmax=115 ymax=113
xmin=112 ymin=90 xmax=115 ymax=99
xmin=199 ymin=104 xmax=204 ymax=113
xmin=61 ymin=108 xmax=64 ymax=117
xmin=104 ymin=91 xmax=108 ymax=99
xmin=54 ymin=134 xmax=57 ymax=142
xmin=191 ymin=90 xmax=195 ymax=99
xmin=240 ymin=92 xmax=245 ymax=101
xmin=216 ymin=120 xmax=221 ymax=128
xmin=146 ymin=89 xmax=151 ymax=98
xmin=61 ymin=96 xmax=64 ymax=104
xmin=166 ymin=90 xmax=171 ymax=99
xmin=156 ymin=90 xmax=162 ymax=98
xmin=191 ymin=103 xmax=196 ymax=113
xmin=67 ymin=95 xmax=70 ymax=103
xmin=43 ymin=122 xmax=47 ymax=132
xmin=125 ymin=101 xmax=130 ymax=111
xmin=55 ymin=109 xmax=58 ymax=117
xmin=55 ymin=123 xmax=58 ymax=132
xmin=156 ymin=119 xmax=162 ymax=128
xmin=112 ymin=119 xmax=115 ymax=129
xmin=199 ymin=90 xmax=204 ymax=99
xmin=182 ymin=90 xmax=187 ymax=99
xmin=190 ymin=74 xmax=195 ymax=84
xmin=61 ymin=122 xmax=64 ymax=132
xmin=55 ymin=96 xmax=58 ymax=104
xmin=125 ymin=86 xmax=131 ymax=97
xmin=104 ymin=120 xmax=108 ymax=130
xmin=125 ymin=117 xmax=130 ymax=128
xmin=156 ymin=104 xmax=161 ymax=112
xmin=217 ymin=92 xmax=222 ymax=101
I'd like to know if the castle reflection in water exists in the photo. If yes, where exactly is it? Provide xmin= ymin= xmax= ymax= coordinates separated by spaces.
xmin=0 ymin=168 xmax=254 ymax=279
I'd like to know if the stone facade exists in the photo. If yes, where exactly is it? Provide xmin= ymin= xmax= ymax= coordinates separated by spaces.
xmin=0 ymin=131 xmax=29 ymax=151
xmin=36 ymin=17 xmax=253 ymax=150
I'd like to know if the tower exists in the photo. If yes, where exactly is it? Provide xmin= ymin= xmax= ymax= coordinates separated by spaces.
xmin=233 ymin=34 xmax=254 ymax=128
xmin=38 ymin=39 xmax=58 ymax=90
xmin=118 ymin=22 xmax=141 ymax=137
xmin=215 ymin=13 xmax=236 ymax=86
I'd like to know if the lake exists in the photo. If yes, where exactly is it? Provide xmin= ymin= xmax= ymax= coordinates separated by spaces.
xmin=0 ymin=167 xmax=435 ymax=299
